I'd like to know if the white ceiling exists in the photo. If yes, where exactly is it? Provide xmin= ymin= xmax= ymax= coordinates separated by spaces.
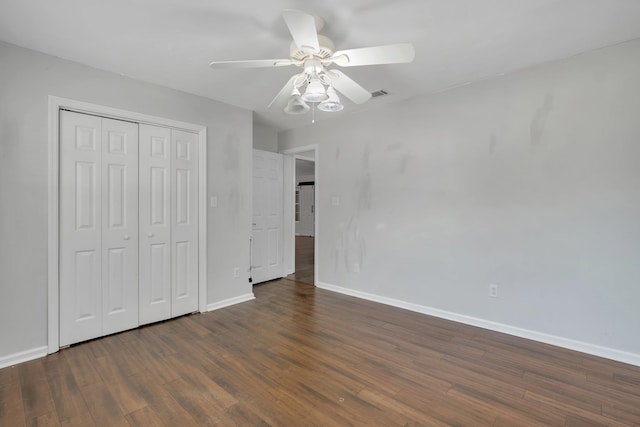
xmin=2 ymin=0 xmax=640 ymax=131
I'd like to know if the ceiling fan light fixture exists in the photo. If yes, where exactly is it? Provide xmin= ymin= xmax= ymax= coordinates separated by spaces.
xmin=301 ymin=77 xmax=328 ymax=102
xmin=210 ymin=10 xmax=416 ymax=119
xmin=318 ymin=86 xmax=343 ymax=112
xmin=284 ymin=87 xmax=310 ymax=114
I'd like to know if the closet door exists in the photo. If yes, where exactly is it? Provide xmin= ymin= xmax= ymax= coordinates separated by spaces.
xmin=101 ymin=118 xmax=139 ymax=335
xmin=59 ymin=111 xmax=139 ymax=346
xmin=139 ymin=126 xmax=198 ymax=321
xmin=60 ymin=111 xmax=103 ymax=346
xmin=139 ymin=125 xmax=172 ymax=325
xmin=171 ymin=129 xmax=199 ymax=317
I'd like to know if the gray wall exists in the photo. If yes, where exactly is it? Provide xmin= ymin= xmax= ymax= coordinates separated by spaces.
xmin=280 ymin=39 xmax=640 ymax=356
xmin=252 ymin=119 xmax=278 ymax=152
xmin=0 ymin=41 xmax=252 ymax=359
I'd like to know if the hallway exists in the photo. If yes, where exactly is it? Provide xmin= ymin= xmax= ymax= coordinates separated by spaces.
xmin=286 ymin=236 xmax=314 ymax=285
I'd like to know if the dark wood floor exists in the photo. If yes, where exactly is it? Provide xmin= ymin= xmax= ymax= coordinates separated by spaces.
xmin=286 ymin=235 xmax=314 ymax=285
xmin=1 ymin=280 xmax=640 ymax=426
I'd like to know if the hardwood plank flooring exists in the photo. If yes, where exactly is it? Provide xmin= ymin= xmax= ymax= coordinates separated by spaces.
xmin=1 ymin=280 xmax=640 ymax=426
xmin=286 ymin=236 xmax=314 ymax=285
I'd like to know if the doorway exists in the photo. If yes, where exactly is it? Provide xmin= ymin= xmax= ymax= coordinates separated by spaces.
xmin=283 ymin=147 xmax=317 ymax=286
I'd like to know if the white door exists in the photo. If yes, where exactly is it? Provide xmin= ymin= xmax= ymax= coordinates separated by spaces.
xmin=171 ymin=129 xmax=199 ymax=317
xmin=139 ymin=126 xmax=199 ymax=321
xmin=60 ymin=111 xmax=139 ymax=346
xmin=296 ymin=184 xmax=315 ymax=237
xmin=101 ymin=117 xmax=139 ymax=335
xmin=61 ymin=113 xmax=199 ymax=345
xmin=139 ymin=124 xmax=172 ymax=325
xmin=60 ymin=112 xmax=102 ymax=346
xmin=252 ymin=150 xmax=284 ymax=284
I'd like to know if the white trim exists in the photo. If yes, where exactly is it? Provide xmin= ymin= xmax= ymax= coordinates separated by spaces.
xmin=48 ymin=96 xmax=208 ymax=354
xmin=281 ymin=144 xmax=319 ymax=285
xmin=0 ymin=346 xmax=48 ymax=369
xmin=198 ymin=127 xmax=208 ymax=314
xmin=295 ymin=153 xmax=315 ymax=162
xmin=206 ymin=293 xmax=255 ymax=312
xmin=47 ymin=96 xmax=60 ymax=355
xmin=282 ymin=155 xmax=295 ymax=275
xmin=316 ymin=281 xmax=640 ymax=368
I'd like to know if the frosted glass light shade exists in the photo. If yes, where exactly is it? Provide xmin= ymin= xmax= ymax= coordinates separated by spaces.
xmin=284 ymin=88 xmax=310 ymax=114
xmin=301 ymin=78 xmax=328 ymax=102
xmin=318 ymin=86 xmax=343 ymax=112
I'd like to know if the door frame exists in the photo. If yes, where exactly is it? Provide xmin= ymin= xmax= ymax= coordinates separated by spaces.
xmin=281 ymin=145 xmax=318 ymax=285
xmin=47 ymin=96 xmax=208 ymax=354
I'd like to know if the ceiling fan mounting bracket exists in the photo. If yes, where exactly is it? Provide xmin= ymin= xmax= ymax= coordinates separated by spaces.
xmin=302 ymin=59 xmax=324 ymax=75
xmin=289 ymin=35 xmax=335 ymax=62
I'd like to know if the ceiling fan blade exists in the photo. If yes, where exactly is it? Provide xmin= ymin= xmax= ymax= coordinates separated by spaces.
xmin=332 ymin=43 xmax=415 ymax=67
xmin=282 ymin=9 xmax=319 ymax=52
xmin=268 ymin=75 xmax=298 ymax=110
xmin=327 ymin=70 xmax=372 ymax=104
xmin=209 ymin=59 xmax=293 ymax=69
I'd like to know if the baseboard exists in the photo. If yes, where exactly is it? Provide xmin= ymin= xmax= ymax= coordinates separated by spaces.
xmin=316 ymin=281 xmax=640 ymax=367
xmin=0 ymin=346 xmax=48 ymax=369
xmin=206 ymin=293 xmax=255 ymax=312
xmin=0 ymin=294 xmax=255 ymax=370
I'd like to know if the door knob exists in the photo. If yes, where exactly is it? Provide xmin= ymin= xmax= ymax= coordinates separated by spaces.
xmin=147 ymin=233 xmax=154 ymax=238
xmin=123 ymin=235 xmax=130 ymax=240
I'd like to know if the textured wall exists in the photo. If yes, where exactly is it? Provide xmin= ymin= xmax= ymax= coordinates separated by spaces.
xmin=280 ymin=39 xmax=640 ymax=356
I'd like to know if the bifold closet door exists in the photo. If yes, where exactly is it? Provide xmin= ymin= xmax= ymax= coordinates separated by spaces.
xmin=170 ymin=129 xmax=199 ymax=317
xmin=139 ymin=125 xmax=172 ymax=324
xmin=59 ymin=111 xmax=139 ymax=346
xmin=139 ymin=125 xmax=199 ymax=324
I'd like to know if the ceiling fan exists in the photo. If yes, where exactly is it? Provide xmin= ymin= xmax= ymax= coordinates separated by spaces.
xmin=209 ymin=10 xmax=415 ymax=115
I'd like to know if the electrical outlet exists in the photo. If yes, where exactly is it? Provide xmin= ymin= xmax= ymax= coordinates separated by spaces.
xmin=234 ymin=267 xmax=240 ymax=278
xmin=210 ymin=196 xmax=218 ymax=208
xmin=489 ymin=284 xmax=499 ymax=298
xmin=354 ymin=263 xmax=360 ymax=273
xmin=331 ymin=196 xmax=340 ymax=206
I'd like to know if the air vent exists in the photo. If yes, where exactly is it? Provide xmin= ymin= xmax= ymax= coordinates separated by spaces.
xmin=371 ymin=89 xmax=388 ymax=98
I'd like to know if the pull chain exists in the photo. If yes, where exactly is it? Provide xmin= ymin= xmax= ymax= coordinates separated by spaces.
xmin=312 ymin=102 xmax=315 ymax=124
